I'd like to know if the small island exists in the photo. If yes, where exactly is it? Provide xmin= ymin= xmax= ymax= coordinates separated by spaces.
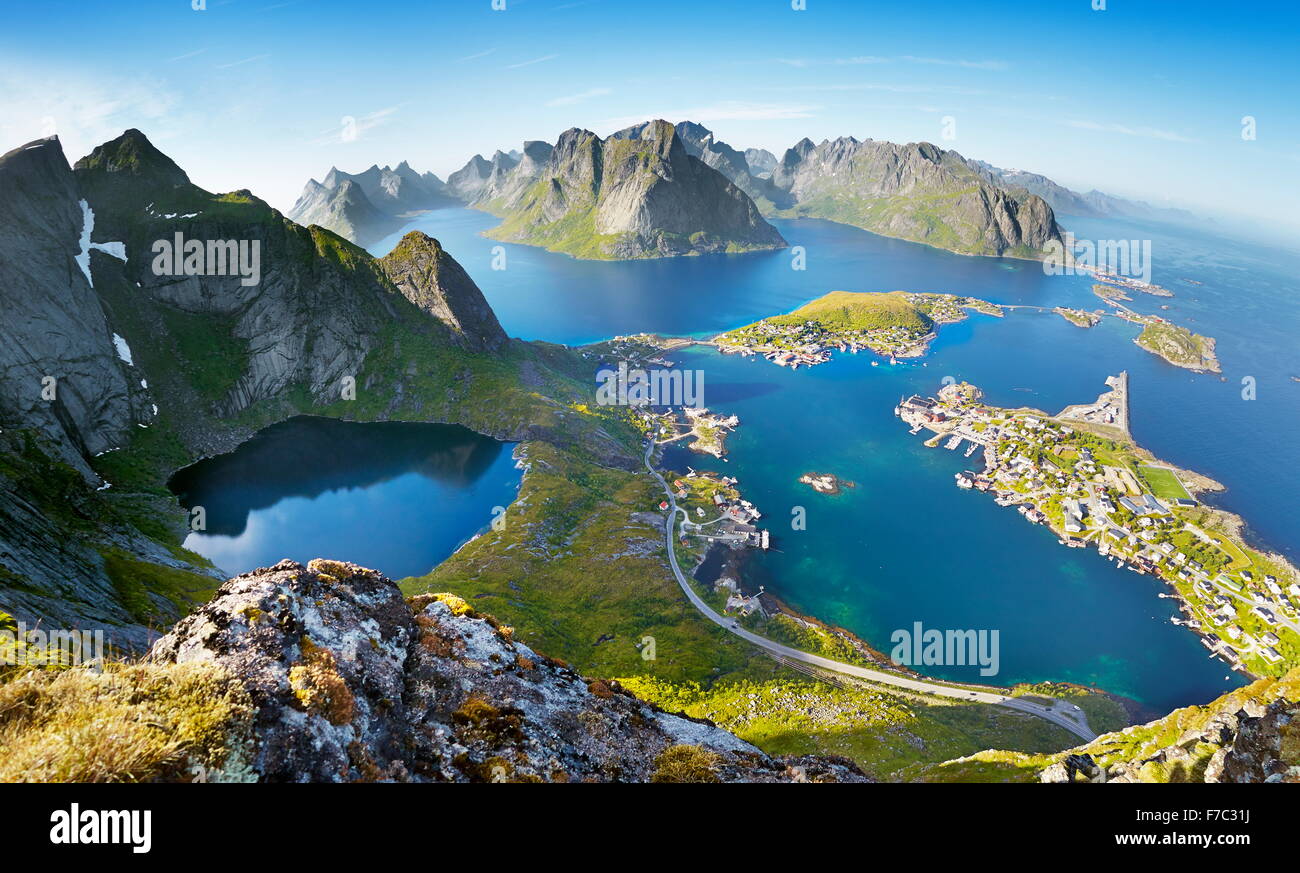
xmin=1091 ymin=282 xmax=1131 ymax=302
xmin=1134 ymin=322 xmax=1220 ymax=373
xmin=715 ymin=290 xmax=1002 ymax=368
xmin=1092 ymin=271 xmax=1174 ymax=298
xmin=799 ymin=472 xmax=855 ymax=495
xmin=1053 ymin=307 xmax=1102 ymax=328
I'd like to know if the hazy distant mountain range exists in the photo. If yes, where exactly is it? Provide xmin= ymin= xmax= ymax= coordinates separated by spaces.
xmin=290 ymin=120 xmax=1205 ymax=260
xmin=289 ymin=161 xmax=455 ymax=245
xmin=964 ymin=160 xmax=1200 ymax=224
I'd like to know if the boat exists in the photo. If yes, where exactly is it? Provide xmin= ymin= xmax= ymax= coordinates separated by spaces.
xmin=964 ymin=443 xmax=978 ymax=457
xmin=944 ymin=435 xmax=962 ymax=450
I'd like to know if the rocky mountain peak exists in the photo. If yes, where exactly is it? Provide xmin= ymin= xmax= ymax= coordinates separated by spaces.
xmin=74 ymin=128 xmax=190 ymax=189
xmin=148 ymin=559 xmax=871 ymax=782
xmin=378 ymin=231 xmax=506 ymax=351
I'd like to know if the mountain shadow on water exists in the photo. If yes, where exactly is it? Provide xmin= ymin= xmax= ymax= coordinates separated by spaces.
xmin=167 ymin=416 xmax=509 ymax=538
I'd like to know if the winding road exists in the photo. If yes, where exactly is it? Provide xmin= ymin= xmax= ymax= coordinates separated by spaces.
xmin=643 ymin=440 xmax=1098 ymax=743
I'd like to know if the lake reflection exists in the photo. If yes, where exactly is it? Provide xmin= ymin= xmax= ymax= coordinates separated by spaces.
xmin=168 ymin=416 xmax=522 ymax=579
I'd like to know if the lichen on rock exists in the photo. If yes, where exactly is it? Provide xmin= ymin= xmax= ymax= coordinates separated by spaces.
xmin=146 ymin=559 xmax=870 ymax=782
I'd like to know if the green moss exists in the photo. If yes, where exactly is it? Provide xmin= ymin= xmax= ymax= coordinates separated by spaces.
xmin=651 ymin=744 xmax=720 ymax=783
xmin=98 ymin=547 xmax=217 ymax=625
xmin=155 ymin=306 xmax=249 ymax=406
xmin=0 ymin=660 xmax=254 ymax=783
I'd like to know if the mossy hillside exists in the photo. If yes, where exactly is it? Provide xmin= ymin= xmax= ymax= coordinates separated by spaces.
xmin=98 ymin=547 xmax=218 ymax=626
xmin=777 ymin=189 xmax=973 ymax=254
xmin=764 ymin=290 xmax=934 ymax=333
xmin=1135 ymin=322 xmax=1218 ymax=371
xmin=901 ymin=666 xmax=1300 ymax=783
xmin=399 ymin=441 xmax=1101 ymax=775
xmin=0 ymin=428 xmax=211 ymax=615
xmin=620 ymin=675 xmax=1086 ymax=781
xmin=769 ymin=146 xmax=1053 ymax=259
xmin=400 ymin=441 xmax=755 ymax=682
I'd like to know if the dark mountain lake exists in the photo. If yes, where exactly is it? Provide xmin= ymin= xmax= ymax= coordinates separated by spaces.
xmin=168 ymin=416 xmax=522 ymax=580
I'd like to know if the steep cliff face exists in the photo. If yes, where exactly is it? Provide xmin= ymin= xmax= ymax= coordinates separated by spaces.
xmin=0 ymin=137 xmax=143 ymax=470
xmin=471 ymin=140 xmax=553 ymax=209
xmin=146 ymin=559 xmax=870 ymax=782
xmin=445 ymin=152 xmax=505 ymax=202
xmin=770 ymin=137 xmax=1063 ymax=258
xmin=478 ymin=120 xmax=786 ymax=259
xmin=744 ymin=147 xmax=778 ymax=176
xmin=0 ymin=136 xmax=213 ymax=650
xmin=668 ymin=120 xmax=780 ymax=207
xmin=378 ymin=231 xmax=506 ymax=352
xmin=74 ymin=131 xmax=454 ymax=432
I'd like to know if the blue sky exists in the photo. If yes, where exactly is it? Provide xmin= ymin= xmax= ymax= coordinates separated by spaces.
xmin=2 ymin=0 xmax=1296 ymax=235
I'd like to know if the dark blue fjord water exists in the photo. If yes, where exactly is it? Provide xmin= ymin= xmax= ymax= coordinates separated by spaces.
xmin=283 ymin=209 xmax=1293 ymax=711
xmin=169 ymin=417 xmax=522 ymax=581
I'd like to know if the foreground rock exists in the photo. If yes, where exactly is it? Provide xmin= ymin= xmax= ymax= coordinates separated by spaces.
xmin=150 ymin=559 xmax=870 ymax=782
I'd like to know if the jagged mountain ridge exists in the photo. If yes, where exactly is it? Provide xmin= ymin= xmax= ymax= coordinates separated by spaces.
xmin=766 ymin=135 xmax=1063 ymax=258
xmin=458 ymin=120 xmax=786 ymax=259
xmin=445 ymin=121 xmax=1061 ymax=258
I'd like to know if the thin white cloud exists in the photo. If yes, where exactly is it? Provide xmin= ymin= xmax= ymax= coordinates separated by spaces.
xmin=596 ymin=101 xmax=818 ymax=131
xmin=168 ymin=48 xmax=208 ymax=62
xmin=457 ymin=48 xmax=496 ymax=62
xmin=215 ymin=54 xmax=270 ymax=69
xmin=506 ymin=54 xmax=558 ymax=69
xmin=0 ymin=64 xmax=177 ymax=161
xmin=901 ymin=56 xmax=1009 ymax=70
xmin=1066 ymin=119 xmax=1196 ymax=143
xmin=775 ymin=82 xmax=989 ymax=96
xmin=775 ymin=56 xmax=889 ymax=68
xmin=545 ymin=87 xmax=613 ymax=107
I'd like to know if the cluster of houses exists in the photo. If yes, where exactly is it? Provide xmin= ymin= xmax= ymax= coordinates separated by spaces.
xmin=717 ymin=317 xmax=935 ymax=368
xmin=670 ymin=470 xmax=770 ymax=551
xmin=897 ymin=385 xmax=1299 ymax=674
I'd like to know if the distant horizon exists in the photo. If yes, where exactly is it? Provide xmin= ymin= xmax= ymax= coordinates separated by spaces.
xmin=4 ymin=0 xmax=1296 ymax=245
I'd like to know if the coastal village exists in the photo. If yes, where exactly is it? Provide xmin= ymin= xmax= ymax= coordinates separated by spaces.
xmin=714 ymin=291 xmax=1003 ymax=370
xmin=637 ymin=406 xmax=772 ymax=617
xmin=896 ymin=374 xmax=1300 ymax=678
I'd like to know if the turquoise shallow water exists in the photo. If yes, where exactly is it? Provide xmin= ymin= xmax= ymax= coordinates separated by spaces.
xmin=200 ymin=207 xmax=1293 ymax=711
